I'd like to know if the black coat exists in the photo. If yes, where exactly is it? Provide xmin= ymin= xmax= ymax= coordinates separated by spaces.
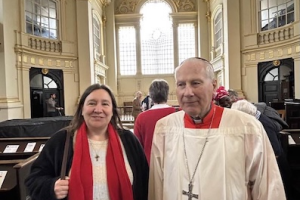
xmin=25 ymin=129 xmax=149 ymax=200
xmin=258 ymin=114 xmax=282 ymax=156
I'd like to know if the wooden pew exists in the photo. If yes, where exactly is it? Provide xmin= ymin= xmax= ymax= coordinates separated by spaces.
xmin=0 ymin=137 xmax=49 ymax=160
xmin=0 ymin=154 xmax=39 ymax=200
xmin=280 ymin=129 xmax=300 ymax=196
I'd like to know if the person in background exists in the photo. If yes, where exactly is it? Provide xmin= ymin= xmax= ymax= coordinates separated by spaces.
xmin=231 ymin=99 xmax=292 ymax=200
xmin=231 ymin=100 xmax=282 ymax=157
xmin=134 ymin=79 xmax=176 ymax=164
xmin=141 ymin=94 xmax=153 ymax=111
xmin=132 ymin=91 xmax=142 ymax=122
xmin=26 ymin=84 xmax=149 ymax=200
xmin=255 ymin=102 xmax=289 ymax=132
xmin=214 ymin=86 xmax=232 ymax=108
xmin=46 ymin=93 xmax=58 ymax=117
xmin=228 ymin=89 xmax=239 ymax=103
xmin=148 ymin=57 xmax=286 ymax=200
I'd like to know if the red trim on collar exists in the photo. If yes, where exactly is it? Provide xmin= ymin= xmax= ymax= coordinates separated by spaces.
xmin=184 ymin=104 xmax=224 ymax=129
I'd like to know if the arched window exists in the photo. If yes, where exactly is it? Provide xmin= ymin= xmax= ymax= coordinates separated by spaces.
xmin=178 ymin=23 xmax=196 ymax=64
xmin=140 ymin=0 xmax=173 ymax=74
xmin=93 ymin=13 xmax=102 ymax=61
xmin=259 ymin=0 xmax=294 ymax=31
xmin=214 ymin=12 xmax=223 ymax=48
xmin=264 ymin=68 xmax=279 ymax=81
xmin=118 ymin=26 xmax=137 ymax=75
xmin=116 ymin=0 xmax=197 ymax=76
xmin=25 ymin=0 xmax=59 ymax=39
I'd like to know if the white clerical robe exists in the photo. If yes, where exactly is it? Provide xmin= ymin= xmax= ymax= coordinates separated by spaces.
xmin=148 ymin=107 xmax=286 ymax=200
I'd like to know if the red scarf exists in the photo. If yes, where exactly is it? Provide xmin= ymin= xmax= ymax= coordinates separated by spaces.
xmin=68 ymin=123 xmax=134 ymax=200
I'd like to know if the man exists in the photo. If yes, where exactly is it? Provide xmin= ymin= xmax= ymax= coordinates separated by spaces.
xmin=134 ymin=79 xmax=176 ymax=164
xmin=46 ymin=93 xmax=58 ymax=117
xmin=148 ymin=57 xmax=286 ymax=200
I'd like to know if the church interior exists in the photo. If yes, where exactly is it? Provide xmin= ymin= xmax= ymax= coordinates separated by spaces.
xmin=0 ymin=0 xmax=299 ymax=199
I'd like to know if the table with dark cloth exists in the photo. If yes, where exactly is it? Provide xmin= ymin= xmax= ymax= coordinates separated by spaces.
xmin=0 ymin=116 xmax=72 ymax=138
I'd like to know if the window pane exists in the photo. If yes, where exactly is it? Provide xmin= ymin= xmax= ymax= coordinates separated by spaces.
xmin=25 ymin=0 xmax=58 ymax=39
xmin=140 ymin=0 xmax=174 ymax=75
xmin=43 ymin=76 xmax=57 ymax=88
xmin=25 ymin=0 xmax=33 ymax=12
xmin=269 ymin=7 xmax=277 ymax=19
xmin=261 ymin=0 xmax=268 ymax=10
xmin=118 ymin=26 xmax=137 ymax=75
xmin=269 ymin=0 xmax=277 ymax=7
xmin=49 ymin=8 xmax=56 ymax=18
xmin=214 ymin=12 xmax=222 ymax=48
xmin=178 ymin=23 xmax=196 ymax=63
xmin=30 ymin=74 xmax=43 ymax=88
xmin=259 ymin=0 xmax=294 ymax=31
xmin=49 ymin=29 xmax=57 ymax=39
xmin=93 ymin=16 xmax=101 ymax=58
xmin=261 ymin=9 xmax=268 ymax=21
xmin=49 ymin=18 xmax=57 ymax=29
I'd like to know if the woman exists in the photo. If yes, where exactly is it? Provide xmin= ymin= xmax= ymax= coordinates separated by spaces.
xmin=25 ymin=84 xmax=149 ymax=200
xmin=132 ymin=91 xmax=142 ymax=122
xmin=134 ymin=79 xmax=176 ymax=164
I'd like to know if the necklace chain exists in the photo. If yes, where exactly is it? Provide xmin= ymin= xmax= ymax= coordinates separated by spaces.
xmin=89 ymin=140 xmax=102 ymax=161
xmin=183 ymin=108 xmax=216 ymax=185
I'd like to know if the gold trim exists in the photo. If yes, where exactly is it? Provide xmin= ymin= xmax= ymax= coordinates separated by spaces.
xmin=273 ymin=60 xmax=280 ymax=66
xmin=23 ymin=55 xmax=27 ymax=63
xmin=48 ymin=59 xmax=52 ymax=66
xmin=41 ymin=68 xmax=49 ymax=75
xmin=268 ymin=50 xmax=273 ymax=58
xmin=259 ymin=52 xmax=264 ymax=60
xmin=287 ymin=48 xmax=292 ymax=54
xmin=39 ymin=58 xmax=44 ymax=65
xmin=56 ymin=60 xmax=61 ymax=67
xmin=277 ymin=49 xmax=283 ymax=57
xmin=251 ymin=54 xmax=255 ymax=60
xmin=31 ymin=57 xmax=35 ymax=64
xmin=296 ymin=46 xmax=300 ymax=53
xmin=0 ymin=98 xmax=20 ymax=103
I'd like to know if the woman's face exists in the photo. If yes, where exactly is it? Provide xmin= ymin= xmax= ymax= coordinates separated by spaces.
xmin=82 ymin=89 xmax=113 ymax=130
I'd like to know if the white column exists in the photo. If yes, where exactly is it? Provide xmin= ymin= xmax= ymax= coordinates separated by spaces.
xmin=76 ymin=0 xmax=93 ymax=94
xmin=0 ymin=0 xmax=23 ymax=121
xmin=293 ymin=55 xmax=300 ymax=99
xmin=105 ymin=1 xmax=118 ymax=93
xmin=197 ymin=0 xmax=209 ymax=58
xmin=223 ymin=0 xmax=242 ymax=91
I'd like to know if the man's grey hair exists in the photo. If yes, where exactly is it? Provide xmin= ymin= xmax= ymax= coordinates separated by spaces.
xmin=231 ymin=100 xmax=257 ymax=116
xmin=174 ymin=57 xmax=215 ymax=80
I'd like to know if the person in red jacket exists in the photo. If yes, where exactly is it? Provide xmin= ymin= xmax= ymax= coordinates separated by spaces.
xmin=134 ymin=79 xmax=176 ymax=164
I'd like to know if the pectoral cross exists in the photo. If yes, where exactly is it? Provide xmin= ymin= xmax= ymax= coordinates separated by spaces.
xmin=182 ymin=183 xmax=198 ymax=200
xmin=95 ymin=154 xmax=99 ymax=161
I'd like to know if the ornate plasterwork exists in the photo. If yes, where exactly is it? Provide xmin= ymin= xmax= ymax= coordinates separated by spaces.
xmin=116 ymin=0 xmax=141 ymax=14
xmin=175 ymin=0 xmax=195 ymax=12
xmin=116 ymin=0 xmax=196 ymax=14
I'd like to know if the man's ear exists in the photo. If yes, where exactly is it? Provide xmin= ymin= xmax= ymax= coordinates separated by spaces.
xmin=212 ymin=79 xmax=217 ymax=91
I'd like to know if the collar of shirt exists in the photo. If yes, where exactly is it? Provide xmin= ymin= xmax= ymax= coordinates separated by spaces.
xmin=149 ymin=104 xmax=171 ymax=110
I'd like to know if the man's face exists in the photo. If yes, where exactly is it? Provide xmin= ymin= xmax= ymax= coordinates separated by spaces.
xmin=52 ymin=94 xmax=56 ymax=99
xmin=175 ymin=60 xmax=216 ymax=118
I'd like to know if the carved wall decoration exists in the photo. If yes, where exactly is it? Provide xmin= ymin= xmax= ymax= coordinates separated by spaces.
xmin=175 ymin=0 xmax=195 ymax=11
xmin=116 ymin=0 xmax=141 ymax=14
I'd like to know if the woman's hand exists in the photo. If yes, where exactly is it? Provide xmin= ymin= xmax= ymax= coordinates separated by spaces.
xmin=54 ymin=177 xmax=69 ymax=199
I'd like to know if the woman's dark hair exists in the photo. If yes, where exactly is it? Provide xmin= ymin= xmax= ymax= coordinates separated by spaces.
xmin=149 ymin=79 xmax=169 ymax=104
xmin=66 ymin=84 xmax=123 ymax=135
